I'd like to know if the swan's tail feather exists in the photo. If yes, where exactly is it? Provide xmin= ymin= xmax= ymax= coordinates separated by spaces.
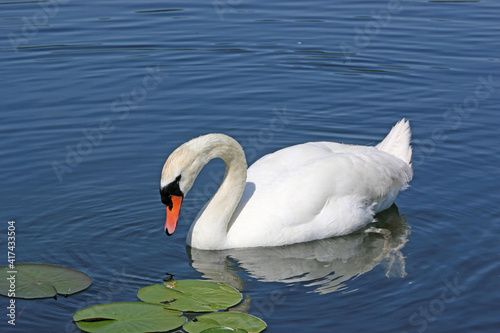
xmin=376 ymin=119 xmax=412 ymax=166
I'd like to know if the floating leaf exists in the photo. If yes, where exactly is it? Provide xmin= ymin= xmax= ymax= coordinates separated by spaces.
xmin=73 ymin=302 xmax=185 ymax=333
xmin=0 ymin=263 xmax=92 ymax=299
xmin=184 ymin=313 xmax=266 ymax=333
xmin=201 ymin=327 xmax=248 ymax=333
xmin=137 ymin=279 xmax=242 ymax=312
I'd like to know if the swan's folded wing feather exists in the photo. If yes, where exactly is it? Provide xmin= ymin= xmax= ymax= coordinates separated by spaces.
xmin=227 ymin=143 xmax=412 ymax=246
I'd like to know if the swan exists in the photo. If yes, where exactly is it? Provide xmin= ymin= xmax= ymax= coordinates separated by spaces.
xmin=160 ymin=119 xmax=413 ymax=250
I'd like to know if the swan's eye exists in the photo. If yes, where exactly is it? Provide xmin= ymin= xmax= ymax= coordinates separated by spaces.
xmin=165 ymin=196 xmax=173 ymax=210
xmin=160 ymin=187 xmax=172 ymax=208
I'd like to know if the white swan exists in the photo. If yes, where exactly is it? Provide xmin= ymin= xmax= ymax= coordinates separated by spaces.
xmin=160 ymin=119 xmax=413 ymax=250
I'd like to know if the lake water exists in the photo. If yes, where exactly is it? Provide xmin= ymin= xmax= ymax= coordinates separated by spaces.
xmin=1 ymin=0 xmax=499 ymax=332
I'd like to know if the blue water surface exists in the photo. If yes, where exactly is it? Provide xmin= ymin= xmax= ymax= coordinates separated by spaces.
xmin=1 ymin=0 xmax=499 ymax=332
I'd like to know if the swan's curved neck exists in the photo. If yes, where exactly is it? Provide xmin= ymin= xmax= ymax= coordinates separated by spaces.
xmin=186 ymin=135 xmax=247 ymax=249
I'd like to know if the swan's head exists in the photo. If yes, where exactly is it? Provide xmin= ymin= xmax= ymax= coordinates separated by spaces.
xmin=159 ymin=139 xmax=207 ymax=235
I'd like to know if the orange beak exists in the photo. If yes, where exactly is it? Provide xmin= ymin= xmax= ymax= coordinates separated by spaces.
xmin=165 ymin=195 xmax=183 ymax=235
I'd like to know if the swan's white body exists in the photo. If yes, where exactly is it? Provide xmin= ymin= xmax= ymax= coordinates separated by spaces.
xmin=160 ymin=119 xmax=413 ymax=250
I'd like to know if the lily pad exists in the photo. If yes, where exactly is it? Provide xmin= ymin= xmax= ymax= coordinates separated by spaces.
xmin=184 ymin=312 xmax=266 ymax=333
xmin=201 ymin=328 xmax=248 ymax=333
xmin=0 ymin=263 xmax=92 ymax=299
xmin=73 ymin=302 xmax=186 ymax=333
xmin=137 ymin=279 xmax=242 ymax=312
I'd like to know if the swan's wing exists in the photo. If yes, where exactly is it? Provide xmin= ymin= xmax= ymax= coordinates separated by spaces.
xmin=247 ymin=142 xmax=412 ymax=206
xmin=227 ymin=142 xmax=412 ymax=247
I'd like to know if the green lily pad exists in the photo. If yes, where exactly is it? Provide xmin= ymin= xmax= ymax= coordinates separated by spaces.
xmin=73 ymin=302 xmax=186 ymax=333
xmin=0 ymin=263 xmax=92 ymax=299
xmin=137 ymin=280 xmax=242 ymax=312
xmin=184 ymin=313 xmax=266 ymax=333
xmin=201 ymin=328 xmax=248 ymax=333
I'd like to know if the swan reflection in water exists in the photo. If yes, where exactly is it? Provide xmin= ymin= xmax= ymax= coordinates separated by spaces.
xmin=187 ymin=205 xmax=410 ymax=295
